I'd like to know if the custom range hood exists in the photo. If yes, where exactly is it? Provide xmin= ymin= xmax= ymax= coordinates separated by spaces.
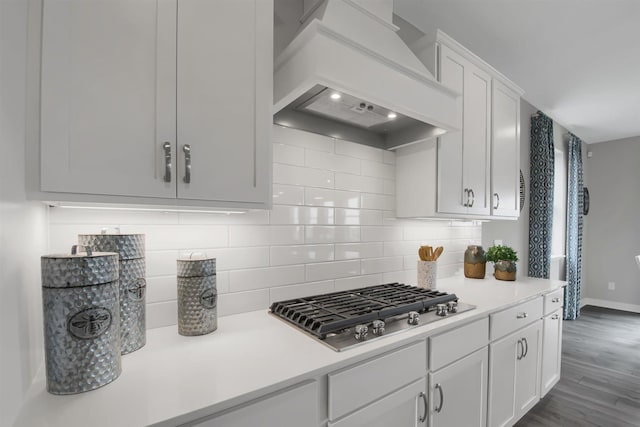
xmin=273 ymin=0 xmax=460 ymax=150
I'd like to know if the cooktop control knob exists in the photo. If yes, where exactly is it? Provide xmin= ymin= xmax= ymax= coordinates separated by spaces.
xmin=372 ymin=320 xmax=386 ymax=336
xmin=447 ymin=301 xmax=458 ymax=313
xmin=354 ymin=324 xmax=368 ymax=341
xmin=435 ymin=304 xmax=448 ymax=316
xmin=408 ymin=311 xmax=420 ymax=325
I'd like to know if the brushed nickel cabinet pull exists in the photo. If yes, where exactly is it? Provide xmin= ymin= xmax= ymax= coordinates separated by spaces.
xmin=418 ymin=391 xmax=428 ymax=422
xmin=469 ymin=188 xmax=475 ymax=207
xmin=463 ymin=188 xmax=469 ymax=207
xmin=183 ymin=144 xmax=191 ymax=184
xmin=494 ymin=192 xmax=500 ymax=209
xmin=163 ymin=142 xmax=172 ymax=183
xmin=434 ymin=383 xmax=444 ymax=413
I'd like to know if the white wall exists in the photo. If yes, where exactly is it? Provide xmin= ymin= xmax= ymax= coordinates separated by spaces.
xmin=49 ymin=126 xmax=482 ymax=329
xmin=0 ymin=1 xmax=48 ymax=425
xmin=583 ymin=137 xmax=640 ymax=309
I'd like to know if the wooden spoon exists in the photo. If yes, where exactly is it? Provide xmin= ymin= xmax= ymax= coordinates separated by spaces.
xmin=433 ymin=246 xmax=444 ymax=261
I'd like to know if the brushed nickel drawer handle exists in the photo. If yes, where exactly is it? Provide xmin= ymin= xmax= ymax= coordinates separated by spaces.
xmin=418 ymin=391 xmax=428 ymax=422
xmin=551 ymin=314 xmax=560 ymax=320
xmin=434 ymin=383 xmax=444 ymax=413
xmin=552 ymin=297 xmax=560 ymax=303
xmin=517 ymin=312 xmax=528 ymax=319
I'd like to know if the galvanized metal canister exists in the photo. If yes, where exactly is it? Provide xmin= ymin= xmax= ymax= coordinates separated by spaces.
xmin=177 ymin=256 xmax=217 ymax=336
xmin=78 ymin=231 xmax=146 ymax=354
xmin=41 ymin=245 xmax=121 ymax=395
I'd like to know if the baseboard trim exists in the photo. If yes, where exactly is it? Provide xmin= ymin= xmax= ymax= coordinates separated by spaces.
xmin=581 ymin=298 xmax=640 ymax=314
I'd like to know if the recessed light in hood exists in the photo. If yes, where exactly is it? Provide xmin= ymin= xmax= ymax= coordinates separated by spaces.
xmin=273 ymin=0 xmax=460 ymax=150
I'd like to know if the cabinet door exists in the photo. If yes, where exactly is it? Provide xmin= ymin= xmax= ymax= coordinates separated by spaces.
xmin=488 ymin=320 xmax=542 ymax=427
xmin=176 ymin=0 xmax=272 ymax=205
xmin=515 ymin=320 xmax=542 ymax=418
xmin=437 ymin=44 xmax=490 ymax=216
xmin=463 ymin=65 xmax=491 ymax=216
xmin=429 ymin=347 xmax=488 ymax=427
xmin=41 ymin=0 xmax=177 ymax=198
xmin=192 ymin=381 xmax=317 ymax=427
xmin=436 ymin=44 xmax=465 ymax=215
xmin=328 ymin=378 xmax=426 ymax=427
xmin=491 ymin=80 xmax=520 ymax=217
xmin=541 ymin=309 xmax=563 ymax=397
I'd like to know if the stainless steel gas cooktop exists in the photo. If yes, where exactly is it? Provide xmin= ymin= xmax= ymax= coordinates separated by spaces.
xmin=269 ymin=283 xmax=475 ymax=351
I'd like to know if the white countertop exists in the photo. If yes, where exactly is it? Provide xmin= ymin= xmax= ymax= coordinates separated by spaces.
xmin=15 ymin=275 xmax=565 ymax=427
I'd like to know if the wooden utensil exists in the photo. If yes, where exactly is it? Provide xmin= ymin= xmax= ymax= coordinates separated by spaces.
xmin=433 ymin=246 xmax=444 ymax=261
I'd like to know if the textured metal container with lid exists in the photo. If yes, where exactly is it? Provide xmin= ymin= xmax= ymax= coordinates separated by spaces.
xmin=41 ymin=245 xmax=121 ymax=395
xmin=464 ymin=245 xmax=487 ymax=279
xmin=177 ymin=253 xmax=217 ymax=336
xmin=78 ymin=229 xmax=146 ymax=354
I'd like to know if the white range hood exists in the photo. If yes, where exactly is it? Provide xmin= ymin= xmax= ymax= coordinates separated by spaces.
xmin=273 ymin=0 xmax=460 ymax=149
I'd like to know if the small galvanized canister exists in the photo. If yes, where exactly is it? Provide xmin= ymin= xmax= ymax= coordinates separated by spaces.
xmin=177 ymin=255 xmax=217 ymax=336
xmin=41 ymin=245 xmax=121 ymax=395
xmin=79 ymin=230 xmax=146 ymax=354
xmin=464 ymin=245 xmax=487 ymax=279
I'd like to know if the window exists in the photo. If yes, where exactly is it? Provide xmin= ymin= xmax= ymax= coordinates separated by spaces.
xmin=551 ymin=148 xmax=566 ymax=257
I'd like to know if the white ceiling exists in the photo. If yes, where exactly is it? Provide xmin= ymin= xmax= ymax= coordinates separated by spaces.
xmin=394 ymin=0 xmax=640 ymax=144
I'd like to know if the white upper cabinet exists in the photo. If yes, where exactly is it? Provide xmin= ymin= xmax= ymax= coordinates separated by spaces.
xmin=176 ymin=0 xmax=272 ymax=204
xmin=491 ymin=79 xmax=521 ymax=218
xmin=396 ymin=30 xmax=521 ymax=220
xmin=41 ymin=0 xmax=176 ymax=199
xmin=40 ymin=0 xmax=272 ymax=209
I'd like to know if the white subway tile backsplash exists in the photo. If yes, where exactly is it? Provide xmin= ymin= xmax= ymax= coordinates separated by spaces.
xmin=305 ymin=260 xmax=360 ymax=281
xmin=383 ymin=150 xmax=396 ymax=165
xmin=146 ymin=251 xmax=180 ymax=277
xmin=272 ymin=125 xmax=334 ymax=152
xmin=305 ymin=226 xmax=360 ymax=244
xmin=201 ymin=247 xmax=270 ymax=271
xmin=269 ymin=280 xmax=335 ymax=303
xmin=146 ymin=276 xmax=177 ymax=304
xmin=270 ymin=244 xmax=334 ymax=266
xmin=335 ymin=140 xmax=384 ymax=162
xmin=305 ymin=150 xmax=361 ymax=174
xmin=229 ymin=265 xmax=305 ymax=292
xmin=178 ymin=210 xmax=269 ymax=225
xmin=335 ymin=173 xmax=384 ymax=194
xmin=335 ymin=274 xmax=383 ymax=292
xmin=272 ymin=184 xmax=305 ymax=206
xmin=361 ymin=159 xmax=395 ymax=180
xmin=273 ymin=142 xmax=305 ymax=166
xmin=361 ymin=257 xmax=404 ymax=275
xmin=146 ymin=301 xmax=178 ymax=330
xmin=304 ymin=188 xmax=360 ymax=208
xmin=335 ymin=208 xmax=383 ymax=226
xmin=361 ymin=193 xmax=395 ymax=211
xmin=270 ymin=206 xmax=335 ymax=225
xmin=361 ymin=226 xmax=403 ymax=242
xmin=48 ymin=127 xmax=481 ymax=328
xmin=229 ymin=225 xmax=304 ymax=247
xmin=217 ymin=289 xmax=270 ymax=317
xmin=273 ymin=163 xmax=334 ymax=189
xmin=334 ymin=242 xmax=383 ymax=260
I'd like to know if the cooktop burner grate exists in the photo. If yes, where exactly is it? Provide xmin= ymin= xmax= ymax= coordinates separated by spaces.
xmin=270 ymin=283 xmax=458 ymax=338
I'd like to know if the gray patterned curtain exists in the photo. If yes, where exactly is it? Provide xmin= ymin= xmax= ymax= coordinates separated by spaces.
xmin=528 ymin=112 xmax=554 ymax=278
xmin=565 ymin=133 xmax=584 ymax=319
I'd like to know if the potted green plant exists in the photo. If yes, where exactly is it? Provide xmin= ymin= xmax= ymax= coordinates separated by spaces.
xmin=486 ymin=245 xmax=519 ymax=281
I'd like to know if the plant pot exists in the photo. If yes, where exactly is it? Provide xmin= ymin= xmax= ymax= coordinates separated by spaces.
xmin=494 ymin=260 xmax=516 ymax=281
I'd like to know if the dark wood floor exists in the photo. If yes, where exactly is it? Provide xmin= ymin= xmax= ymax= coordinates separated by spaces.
xmin=516 ymin=306 xmax=640 ymax=427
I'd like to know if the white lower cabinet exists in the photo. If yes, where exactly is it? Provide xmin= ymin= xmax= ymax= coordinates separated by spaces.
xmin=328 ymin=341 xmax=427 ymax=427
xmin=488 ymin=320 xmax=542 ymax=427
xmin=328 ymin=378 xmax=427 ymax=427
xmin=429 ymin=347 xmax=488 ymax=427
xmin=189 ymin=380 xmax=317 ymax=427
xmin=540 ymin=308 xmax=563 ymax=397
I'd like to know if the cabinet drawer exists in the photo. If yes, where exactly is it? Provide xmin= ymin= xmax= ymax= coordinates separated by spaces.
xmin=429 ymin=317 xmax=489 ymax=371
xmin=544 ymin=289 xmax=564 ymax=315
xmin=328 ymin=341 xmax=426 ymax=421
xmin=490 ymin=297 xmax=542 ymax=340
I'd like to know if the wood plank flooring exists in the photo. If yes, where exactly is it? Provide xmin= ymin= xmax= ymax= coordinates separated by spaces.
xmin=516 ymin=306 xmax=640 ymax=427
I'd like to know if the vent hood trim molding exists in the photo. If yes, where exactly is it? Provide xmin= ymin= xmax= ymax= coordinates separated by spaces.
xmin=299 ymin=0 xmax=399 ymax=33
xmin=275 ymin=20 xmax=459 ymax=100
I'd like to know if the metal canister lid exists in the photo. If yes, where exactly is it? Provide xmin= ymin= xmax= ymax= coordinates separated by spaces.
xmin=42 ymin=245 xmax=119 ymax=288
xmin=78 ymin=229 xmax=145 ymax=260
xmin=177 ymin=254 xmax=216 ymax=278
